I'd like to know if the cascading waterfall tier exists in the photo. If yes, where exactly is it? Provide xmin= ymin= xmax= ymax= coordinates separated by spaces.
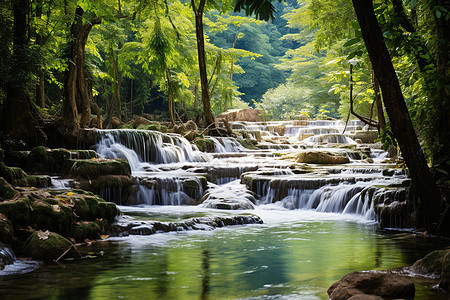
xmin=96 ymin=129 xmax=211 ymax=166
xmin=92 ymin=119 xmax=408 ymax=228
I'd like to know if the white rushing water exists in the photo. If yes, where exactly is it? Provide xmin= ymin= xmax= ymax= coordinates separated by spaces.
xmin=92 ymin=119 xmax=406 ymax=224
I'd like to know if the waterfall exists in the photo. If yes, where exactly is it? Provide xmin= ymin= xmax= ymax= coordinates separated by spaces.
xmin=208 ymin=136 xmax=247 ymax=153
xmin=302 ymin=134 xmax=357 ymax=145
xmin=0 ymin=245 xmax=16 ymax=266
xmin=96 ymin=129 xmax=211 ymax=167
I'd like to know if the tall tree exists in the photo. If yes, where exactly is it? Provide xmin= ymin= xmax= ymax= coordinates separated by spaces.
xmin=351 ymin=0 xmax=442 ymax=232
xmin=191 ymin=0 xmax=215 ymax=125
xmin=0 ymin=0 xmax=46 ymax=146
xmin=61 ymin=6 xmax=101 ymax=137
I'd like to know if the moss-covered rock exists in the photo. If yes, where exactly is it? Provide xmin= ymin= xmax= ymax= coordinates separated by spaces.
xmin=0 ymin=162 xmax=50 ymax=187
xmin=0 ymin=196 xmax=32 ymax=228
xmin=410 ymin=249 xmax=450 ymax=291
xmin=137 ymin=123 xmax=161 ymax=131
xmin=0 ymin=177 xmax=16 ymax=200
xmin=237 ymin=138 xmax=258 ymax=150
xmin=193 ymin=137 xmax=215 ymax=152
xmin=72 ymin=221 xmax=102 ymax=242
xmin=25 ymin=175 xmax=51 ymax=188
xmin=0 ymin=219 xmax=14 ymax=244
xmin=117 ymin=124 xmax=134 ymax=129
xmin=182 ymin=177 xmax=207 ymax=201
xmin=30 ymin=200 xmax=73 ymax=237
xmin=22 ymin=230 xmax=72 ymax=260
xmin=70 ymin=159 xmax=131 ymax=179
xmin=26 ymin=146 xmax=49 ymax=173
xmin=0 ymin=162 xmax=27 ymax=184
xmin=70 ymin=150 xmax=98 ymax=160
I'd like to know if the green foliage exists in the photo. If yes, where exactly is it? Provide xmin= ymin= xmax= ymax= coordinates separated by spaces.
xmin=377 ymin=122 xmax=397 ymax=151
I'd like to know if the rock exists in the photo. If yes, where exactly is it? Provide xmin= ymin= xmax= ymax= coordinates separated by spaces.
xmin=111 ymin=117 xmax=122 ymax=129
xmin=410 ymin=249 xmax=450 ymax=291
xmin=26 ymin=146 xmax=49 ymax=173
xmin=0 ymin=244 xmax=16 ymax=269
xmin=0 ymin=177 xmax=16 ymax=200
xmin=327 ymin=271 xmax=415 ymax=300
xmin=70 ymin=159 xmax=131 ymax=179
xmin=237 ymin=138 xmax=258 ymax=150
xmin=130 ymin=115 xmax=152 ymax=128
xmin=217 ymin=109 xmax=263 ymax=122
xmin=22 ymin=230 xmax=72 ymax=260
xmin=273 ymin=125 xmax=286 ymax=136
xmin=299 ymin=114 xmax=309 ymax=120
xmin=72 ymin=221 xmax=104 ymax=242
xmin=200 ymin=198 xmax=254 ymax=210
xmin=348 ymin=295 xmax=383 ymax=300
xmin=0 ymin=196 xmax=32 ymax=228
xmin=184 ymin=120 xmax=198 ymax=131
xmin=298 ymin=133 xmax=314 ymax=141
xmin=0 ymin=219 xmax=14 ymax=244
xmin=0 ymin=162 xmax=27 ymax=185
xmin=0 ymin=162 xmax=50 ymax=187
xmin=193 ymin=137 xmax=216 ymax=153
xmin=349 ymin=130 xmax=379 ymax=144
xmin=184 ymin=130 xmax=199 ymax=141
xmin=30 ymin=199 xmax=73 ymax=237
xmin=117 ymin=124 xmax=134 ymax=129
xmin=75 ymin=174 xmax=135 ymax=205
xmin=136 ymin=123 xmax=160 ymax=131
xmin=296 ymin=151 xmax=350 ymax=164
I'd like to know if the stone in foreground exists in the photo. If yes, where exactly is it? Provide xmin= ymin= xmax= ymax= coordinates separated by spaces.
xmin=327 ymin=271 xmax=415 ymax=300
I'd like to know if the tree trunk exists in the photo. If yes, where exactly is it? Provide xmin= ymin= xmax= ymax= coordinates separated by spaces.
xmin=372 ymin=71 xmax=385 ymax=131
xmin=192 ymin=0 xmax=214 ymax=126
xmin=352 ymin=0 xmax=442 ymax=232
xmin=434 ymin=0 xmax=450 ymax=162
xmin=0 ymin=0 xmax=46 ymax=146
xmin=62 ymin=7 xmax=100 ymax=136
xmin=166 ymin=71 xmax=175 ymax=126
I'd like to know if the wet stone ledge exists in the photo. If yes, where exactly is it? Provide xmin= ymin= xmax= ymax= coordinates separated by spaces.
xmin=110 ymin=215 xmax=263 ymax=236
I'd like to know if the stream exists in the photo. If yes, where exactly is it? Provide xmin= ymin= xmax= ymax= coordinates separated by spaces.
xmin=1 ymin=119 xmax=449 ymax=299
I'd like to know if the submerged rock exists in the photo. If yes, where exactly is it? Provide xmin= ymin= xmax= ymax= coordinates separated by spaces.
xmin=327 ymin=271 xmax=415 ymax=300
xmin=112 ymin=215 xmax=263 ymax=236
xmin=200 ymin=198 xmax=254 ymax=210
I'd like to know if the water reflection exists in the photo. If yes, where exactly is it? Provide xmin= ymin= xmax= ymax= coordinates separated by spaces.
xmin=1 ymin=218 xmax=449 ymax=299
xmin=201 ymin=249 xmax=210 ymax=300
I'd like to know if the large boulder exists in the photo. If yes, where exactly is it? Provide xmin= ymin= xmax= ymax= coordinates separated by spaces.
xmin=327 ymin=271 xmax=415 ymax=300
xmin=217 ymin=109 xmax=264 ymax=122
xmin=296 ymin=151 xmax=350 ymax=164
xmin=410 ymin=249 xmax=450 ymax=291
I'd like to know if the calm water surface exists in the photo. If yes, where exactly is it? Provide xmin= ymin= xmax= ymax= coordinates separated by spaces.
xmin=1 ymin=206 xmax=449 ymax=299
